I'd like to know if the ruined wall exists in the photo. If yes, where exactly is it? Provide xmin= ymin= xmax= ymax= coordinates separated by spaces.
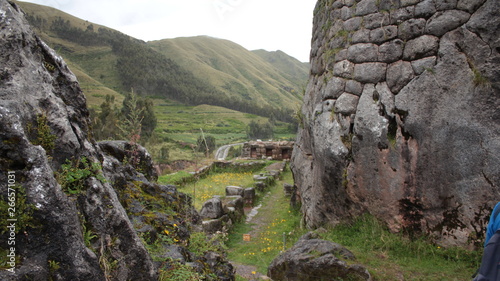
xmin=292 ymin=0 xmax=500 ymax=245
xmin=242 ymin=141 xmax=294 ymax=160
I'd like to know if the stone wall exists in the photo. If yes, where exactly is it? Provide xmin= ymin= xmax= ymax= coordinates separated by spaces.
xmin=242 ymin=141 xmax=294 ymax=160
xmin=292 ymin=0 xmax=500 ymax=246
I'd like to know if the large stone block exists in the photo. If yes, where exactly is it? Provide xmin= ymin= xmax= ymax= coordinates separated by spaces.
xmin=347 ymin=43 xmax=379 ymax=63
xmin=351 ymin=28 xmax=371 ymax=43
xmin=457 ymin=0 xmax=487 ymax=13
xmin=398 ymin=18 xmax=426 ymax=41
xmin=345 ymin=79 xmax=364 ymax=96
xmin=378 ymin=39 xmax=404 ymax=63
xmin=403 ymin=35 xmax=439 ymax=60
xmin=323 ymin=76 xmax=347 ymax=99
xmin=353 ymin=62 xmax=387 ymax=83
xmin=268 ymin=233 xmax=371 ymax=281
xmin=411 ymin=56 xmax=437 ymax=75
xmin=390 ymin=6 xmax=415 ymax=24
xmin=436 ymin=0 xmax=458 ymax=10
xmin=356 ymin=0 xmax=379 ymax=16
xmin=415 ymin=0 xmax=437 ymax=18
xmin=386 ymin=60 xmax=415 ymax=94
xmin=333 ymin=60 xmax=355 ymax=79
xmin=343 ymin=16 xmax=363 ymax=31
xmin=370 ymin=25 xmax=398 ymax=44
xmin=225 ymin=186 xmax=244 ymax=196
xmin=335 ymin=93 xmax=360 ymax=115
xmin=363 ymin=12 xmax=390 ymax=29
xmin=425 ymin=10 xmax=471 ymax=37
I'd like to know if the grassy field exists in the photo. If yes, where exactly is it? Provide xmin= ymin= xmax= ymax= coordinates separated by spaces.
xmin=149 ymin=101 xmax=296 ymax=162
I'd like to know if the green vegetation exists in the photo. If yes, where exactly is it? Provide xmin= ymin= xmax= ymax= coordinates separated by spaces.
xmin=180 ymin=170 xmax=256 ymax=209
xmin=187 ymin=232 xmax=228 ymax=256
xmin=246 ymin=120 xmax=274 ymax=140
xmin=227 ymin=167 xmax=301 ymax=274
xmin=57 ymin=157 xmax=106 ymax=195
xmin=0 ymin=184 xmax=35 ymax=235
xmin=472 ymin=67 xmax=490 ymax=87
xmin=211 ymin=163 xmax=482 ymax=280
xmin=158 ymin=171 xmax=195 ymax=186
xmin=319 ymin=215 xmax=482 ymax=280
xmin=28 ymin=113 xmax=57 ymax=154
xmin=21 ymin=2 xmax=307 ymax=125
xmin=158 ymin=260 xmax=203 ymax=281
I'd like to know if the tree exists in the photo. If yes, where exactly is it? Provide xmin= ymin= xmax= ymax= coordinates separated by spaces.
xmin=92 ymin=95 xmax=120 ymax=140
xmin=120 ymin=90 xmax=157 ymax=143
xmin=247 ymin=120 xmax=274 ymax=140
xmin=119 ymin=89 xmax=143 ymax=144
xmin=196 ymin=134 xmax=217 ymax=157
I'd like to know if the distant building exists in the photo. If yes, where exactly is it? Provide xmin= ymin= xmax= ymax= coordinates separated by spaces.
xmin=242 ymin=141 xmax=294 ymax=160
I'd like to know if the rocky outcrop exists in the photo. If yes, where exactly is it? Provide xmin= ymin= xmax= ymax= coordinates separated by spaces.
xmin=0 ymin=1 xmax=233 ymax=280
xmin=292 ymin=0 xmax=500 ymax=245
xmin=0 ymin=1 xmax=159 ymax=279
xmin=268 ymin=232 xmax=372 ymax=281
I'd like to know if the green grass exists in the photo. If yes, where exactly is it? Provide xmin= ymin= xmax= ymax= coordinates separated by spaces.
xmin=222 ymin=167 xmax=481 ymax=280
xmin=226 ymin=167 xmax=305 ymax=274
xmin=317 ymin=215 xmax=482 ymax=280
xmin=151 ymin=101 xmax=295 ymax=161
xmin=158 ymin=171 xmax=194 ymax=186
xmin=180 ymin=171 xmax=256 ymax=210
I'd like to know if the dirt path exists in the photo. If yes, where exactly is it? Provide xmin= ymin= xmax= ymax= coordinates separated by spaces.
xmin=231 ymin=188 xmax=283 ymax=280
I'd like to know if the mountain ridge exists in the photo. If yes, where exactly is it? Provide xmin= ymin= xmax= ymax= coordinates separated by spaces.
xmin=17 ymin=1 xmax=308 ymax=123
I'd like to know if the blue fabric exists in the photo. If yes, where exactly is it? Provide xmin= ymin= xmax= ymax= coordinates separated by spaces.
xmin=485 ymin=202 xmax=500 ymax=247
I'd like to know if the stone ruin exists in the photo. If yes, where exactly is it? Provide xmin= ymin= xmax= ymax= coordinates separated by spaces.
xmin=242 ymin=141 xmax=294 ymax=160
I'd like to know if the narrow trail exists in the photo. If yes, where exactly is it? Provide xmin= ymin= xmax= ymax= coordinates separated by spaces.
xmin=231 ymin=186 xmax=284 ymax=280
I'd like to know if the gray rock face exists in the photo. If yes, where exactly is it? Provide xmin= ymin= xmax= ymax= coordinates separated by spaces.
xmin=200 ymin=197 xmax=225 ymax=219
xmin=268 ymin=232 xmax=372 ymax=281
xmin=0 ymin=1 xmax=157 ymax=279
xmin=292 ymin=0 xmax=500 ymax=246
xmin=0 ymin=3 xmax=235 ymax=280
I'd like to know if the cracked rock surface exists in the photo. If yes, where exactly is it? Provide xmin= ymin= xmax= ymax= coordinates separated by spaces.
xmin=292 ymin=0 xmax=500 ymax=246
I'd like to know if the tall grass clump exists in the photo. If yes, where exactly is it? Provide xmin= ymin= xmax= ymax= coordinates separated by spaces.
xmin=318 ymin=214 xmax=482 ymax=280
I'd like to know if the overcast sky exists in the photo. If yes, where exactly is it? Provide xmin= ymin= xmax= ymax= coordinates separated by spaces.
xmin=21 ymin=0 xmax=317 ymax=62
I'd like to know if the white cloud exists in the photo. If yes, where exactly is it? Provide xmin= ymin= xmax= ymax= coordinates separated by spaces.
xmin=20 ymin=0 xmax=315 ymax=62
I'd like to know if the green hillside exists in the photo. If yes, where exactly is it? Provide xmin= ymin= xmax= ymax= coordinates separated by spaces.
xmin=17 ymin=1 xmax=308 ymax=123
xmin=252 ymin=49 xmax=310 ymax=83
xmin=148 ymin=37 xmax=306 ymax=115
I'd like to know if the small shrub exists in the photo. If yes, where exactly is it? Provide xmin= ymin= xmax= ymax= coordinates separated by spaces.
xmin=188 ymin=232 xmax=227 ymax=256
xmin=159 ymin=260 xmax=203 ymax=281
xmin=57 ymin=157 xmax=106 ymax=195
xmin=0 ymin=184 xmax=35 ymax=234
xmin=29 ymin=113 xmax=57 ymax=153
xmin=472 ymin=67 xmax=489 ymax=87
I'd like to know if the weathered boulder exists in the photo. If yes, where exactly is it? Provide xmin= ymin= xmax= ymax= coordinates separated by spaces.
xmin=226 ymin=186 xmax=244 ymax=196
xmin=292 ymin=0 xmax=500 ymax=246
xmin=98 ymin=140 xmax=158 ymax=182
xmin=200 ymin=197 xmax=225 ymax=219
xmin=268 ymin=232 xmax=372 ymax=281
xmin=0 ymin=1 xmax=157 ymax=279
xmin=0 ymin=2 xmax=233 ymax=280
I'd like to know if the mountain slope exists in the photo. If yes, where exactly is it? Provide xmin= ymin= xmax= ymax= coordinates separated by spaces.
xmin=17 ymin=1 xmax=308 ymax=122
xmin=252 ymin=49 xmax=310 ymax=84
xmin=148 ymin=37 xmax=306 ymax=111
